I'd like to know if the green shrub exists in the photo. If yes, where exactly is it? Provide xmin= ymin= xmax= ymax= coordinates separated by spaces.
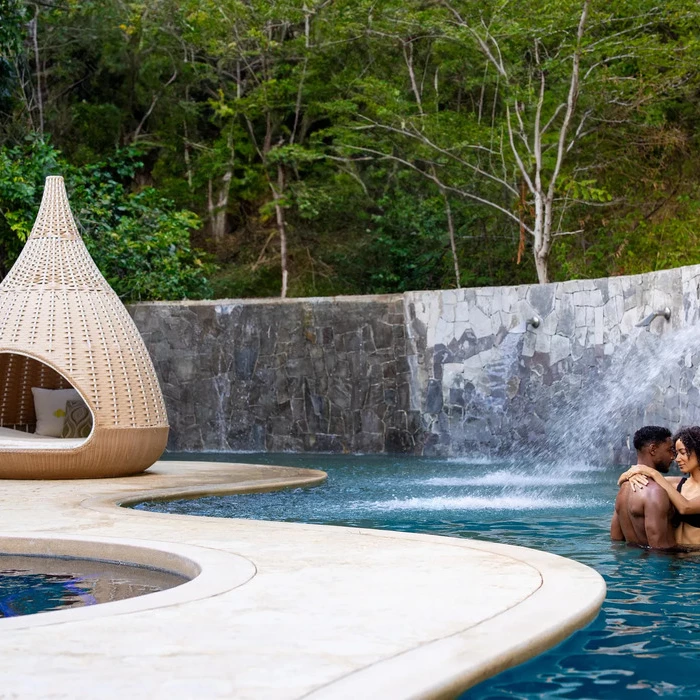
xmin=0 ymin=139 xmax=212 ymax=301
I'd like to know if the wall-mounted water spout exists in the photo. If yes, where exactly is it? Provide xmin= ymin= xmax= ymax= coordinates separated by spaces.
xmin=636 ymin=307 xmax=671 ymax=328
xmin=527 ymin=316 xmax=541 ymax=329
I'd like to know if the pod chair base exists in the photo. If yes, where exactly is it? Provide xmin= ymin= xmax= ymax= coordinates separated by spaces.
xmin=0 ymin=427 xmax=169 ymax=479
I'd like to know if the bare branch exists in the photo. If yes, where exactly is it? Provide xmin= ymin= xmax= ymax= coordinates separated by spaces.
xmin=338 ymin=145 xmax=531 ymax=233
xmin=584 ymin=20 xmax=658 ymax=51
xmin=499 ymin=127 xmax=508 ymax=183
xmin=477 ymin=62 xmax=488 ymax=124
xmin=513 ymin=102 xmax=531 ymax=155
xmin=30 ymin=5 xmax=44 ymax=135
xmin=583 ymin=54 xmax=636 ymax=80
xmin=566 ymin=109 xmax=593 ymax=152
xmin=540 ymin=103 xmax=566 ymax=136
xmin=356 ymin=116 xmax=519 ymax=195
xmin=441 ymin=1 xmax=508 ymax=78
xmin=533 ymin=55 xmax=546 ymax=196
xmin=546 ymin=0 xmax=590 ymax=204
xmin=506 ymin=106 xmax=535 ymax=194
xmin=132 ymin=69 xmax=178 ymax=142
xmin=338 ymin=164 xmax=370 ymax=195
xmin=420 ymin=41 xmax=433 ymax=99
xmin=403 ymin=39 xmax=424 ymax=116
xmin=440 ymin=186 xmax=461 ymax=288
xmin=553 ymin=197 xmax=619 ymax=207
xmin=484 ymin=19 xmax=506 ymax=73
xmin=290 ymin=4 xmax=311 ymax=145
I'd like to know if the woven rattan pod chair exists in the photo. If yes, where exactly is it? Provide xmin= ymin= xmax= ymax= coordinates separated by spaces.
xmin=0 ymin=176 xmax=169 ymax=478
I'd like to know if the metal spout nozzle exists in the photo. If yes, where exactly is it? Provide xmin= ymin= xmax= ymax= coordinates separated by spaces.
xmin=636 ymin=307 xmax=672 ymax=328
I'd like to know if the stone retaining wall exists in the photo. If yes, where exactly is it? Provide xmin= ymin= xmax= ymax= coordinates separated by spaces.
xmin=130 ymin=264 xmax=700 ymax=463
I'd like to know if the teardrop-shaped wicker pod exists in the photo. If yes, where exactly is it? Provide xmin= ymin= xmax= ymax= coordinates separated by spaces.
xmin=0 ymin=176 xmax=169 ymax=478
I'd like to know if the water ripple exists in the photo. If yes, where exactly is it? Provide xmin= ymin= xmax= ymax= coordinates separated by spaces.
xmin=139 ymin=453 xmax=700 ymax=699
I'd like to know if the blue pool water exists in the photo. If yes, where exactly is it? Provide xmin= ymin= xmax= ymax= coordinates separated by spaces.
xmin=0 ymin=555 xmax=187 ymax=617
xmin=137 ymin=453 xmax=700 ymax=698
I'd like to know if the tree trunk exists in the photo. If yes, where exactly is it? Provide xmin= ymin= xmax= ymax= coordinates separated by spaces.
xmin=183 ymin=124 xmax=193 ymax=190
xmin=537 ymin=197 xmax=554 ymax=284
xmin=440 ymin=188 xmax=461 ymax=288
xmin=207 ymin=170 xmax=232 ymax=245
xmin=30 ymin=6 xmax=44 ymax=136
xmin=270 ymin=164 xmax=289 ymax=298
xmin=534 ymin=251 xmax=549 ymax=284
xmin=532 ymin=193 xmax=550 ymax=284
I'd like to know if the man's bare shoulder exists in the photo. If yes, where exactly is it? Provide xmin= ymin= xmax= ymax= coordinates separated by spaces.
xmin=615 ymin=482 xmax=630 ymax=506
xmin=622 ymin=477 xmax=665 ymax=496
xmin=634 ymin=475 xmax=681 ymax=499
xmin=637 ymin=481 xmax=672 ymax=509
xmin=621 ymin=480 xmax=670 ymax=516
xmin=618 ymin=479 xmax=654 ymax=502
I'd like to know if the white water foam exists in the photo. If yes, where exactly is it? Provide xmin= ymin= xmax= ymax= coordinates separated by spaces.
xmin=420 ymin=471 xmax=591 ymax=487
xmin=445 ymin=456 xmax=501 ymax=466
xmin=541 ymin=323 xmax=700 ymax=464
xmin=444 ymin=456 xmax=610 ymax=474
xmin=360 ymin=494 xmax=601 ymax=511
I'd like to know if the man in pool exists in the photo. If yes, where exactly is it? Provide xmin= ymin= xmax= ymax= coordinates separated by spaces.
xmin=611 ymin=425 xmax=678 ymax=550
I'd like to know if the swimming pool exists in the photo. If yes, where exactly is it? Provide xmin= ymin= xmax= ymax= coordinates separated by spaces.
xmin=136 ymin=453 xmax=700 ymax=698
xmin=0 ymin=554 xmax=187 ymax=618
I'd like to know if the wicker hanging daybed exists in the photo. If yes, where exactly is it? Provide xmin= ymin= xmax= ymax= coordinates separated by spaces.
xmin=0 ymin=176 xmax=169 ymax=478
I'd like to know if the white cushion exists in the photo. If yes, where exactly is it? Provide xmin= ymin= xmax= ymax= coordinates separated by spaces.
xmin=31 ymin=387 xmax=81 ymax=437
xmin=0 ymin=426 xmax=85 ymax=449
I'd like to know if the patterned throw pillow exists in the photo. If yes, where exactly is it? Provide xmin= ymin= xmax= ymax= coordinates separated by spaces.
xmin=32 ymin=387 xmax=81 ymax=437
xmin=61 ymin=399 xmax=93 ymax=439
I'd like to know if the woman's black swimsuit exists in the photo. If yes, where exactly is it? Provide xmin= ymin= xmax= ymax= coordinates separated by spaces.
xmin=676 ymin=478 xmax=700 ymax=528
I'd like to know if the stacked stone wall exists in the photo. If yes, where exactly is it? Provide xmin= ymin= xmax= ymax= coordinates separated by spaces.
xmin=130 ymin=264 xmax=700 ymax=463
xmin=130 ymin=296 xmax=423 ymax=454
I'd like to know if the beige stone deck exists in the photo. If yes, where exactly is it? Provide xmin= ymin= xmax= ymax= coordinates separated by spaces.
xmin=0 ymin=460 xmax=605 ymax=698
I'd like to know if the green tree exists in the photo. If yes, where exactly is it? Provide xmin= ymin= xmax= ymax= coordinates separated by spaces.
xmin=0 ymin=0 xmax=24 ymax=118
xmin=3 ymin=0 xmax=699 ymax=298
xmin=329 ymin=0 xmax=700 ymax=283
xmin=0 ymin=139 xmax=211 ymax=301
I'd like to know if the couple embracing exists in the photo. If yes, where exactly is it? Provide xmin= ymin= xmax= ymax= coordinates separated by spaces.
xmin=612 ymin=425 xmax=700 ymax=550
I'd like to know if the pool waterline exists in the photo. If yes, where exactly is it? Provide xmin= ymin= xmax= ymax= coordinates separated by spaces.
xmin=136 ymin=452 xmax=700 ymax=699
xmin=0 ymin=553 xmax=188 ymax=618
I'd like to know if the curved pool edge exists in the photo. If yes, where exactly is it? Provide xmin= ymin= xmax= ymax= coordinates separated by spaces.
xmin=303 ymin=531 xmax=607 ymax=699
xmin=108 ymin=460 xmax=328 ymax=508
xmin=0 ymin=532 xmax=257 ymax=630
xmin=0 ymin=459 xmax=607 ymax=698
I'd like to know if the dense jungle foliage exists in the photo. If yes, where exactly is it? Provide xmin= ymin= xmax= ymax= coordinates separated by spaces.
xmin=0 ymin=0 xmax=698 ymax=300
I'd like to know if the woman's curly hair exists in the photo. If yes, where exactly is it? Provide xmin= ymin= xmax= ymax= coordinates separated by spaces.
xmin=672 ymin=426 xmax=700 ymax=457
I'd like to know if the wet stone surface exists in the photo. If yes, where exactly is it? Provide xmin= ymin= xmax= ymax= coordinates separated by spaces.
xmin=130 ymin=266 xmax=700 ymax=462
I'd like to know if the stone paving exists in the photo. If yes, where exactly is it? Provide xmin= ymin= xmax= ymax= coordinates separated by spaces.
xmin=0 ymin=461 xmax=605 ymax=698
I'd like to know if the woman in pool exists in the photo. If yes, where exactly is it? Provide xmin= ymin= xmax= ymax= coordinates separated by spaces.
xmin=623 ymin=426 xmax=700 ymax=547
